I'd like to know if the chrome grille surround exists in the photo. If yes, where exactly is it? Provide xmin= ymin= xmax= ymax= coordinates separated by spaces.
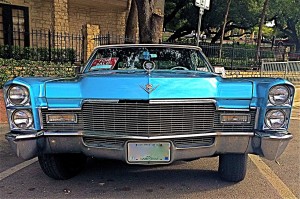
xmin=42 ymin=101 xmax=256 ymax=137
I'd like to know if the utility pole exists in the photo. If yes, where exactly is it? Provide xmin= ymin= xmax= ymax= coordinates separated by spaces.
xmin=195 ymin=0 xmax=210 ymax=46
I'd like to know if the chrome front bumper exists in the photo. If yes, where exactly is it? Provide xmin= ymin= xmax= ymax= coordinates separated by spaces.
xmin=5 ymin=131 xmax=292 ymax=162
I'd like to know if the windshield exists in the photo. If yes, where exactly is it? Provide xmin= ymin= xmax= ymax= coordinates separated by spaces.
xmin=86 ymin=46 xmax=212 ymax=72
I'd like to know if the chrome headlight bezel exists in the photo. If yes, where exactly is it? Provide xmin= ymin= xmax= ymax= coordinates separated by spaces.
xmin=10 ymin=109 xmax=34 ymax=130
xmin=6 ymin=85 xmax=30 ymax=106
xmin=268 ymin=85 xmax=291 ymax=106
xmin=264 ymin=109 xmax=287 ymax=130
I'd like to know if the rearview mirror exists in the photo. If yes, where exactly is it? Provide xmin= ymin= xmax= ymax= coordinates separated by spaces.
xmin=214 ymin=66 xmax=226 ymax=77
xmin=75 ymin=66 xmax=82 ymax=74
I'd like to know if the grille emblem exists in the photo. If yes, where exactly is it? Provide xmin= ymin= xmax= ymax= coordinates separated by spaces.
xmin=140 ymin=84 xmax=159 ymax=94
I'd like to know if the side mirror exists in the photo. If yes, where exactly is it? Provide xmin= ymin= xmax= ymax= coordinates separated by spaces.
xmin=75 ymin=66 xmax=82 ymax=74
xmin=214 ymin=66 xmax=226 ymax=77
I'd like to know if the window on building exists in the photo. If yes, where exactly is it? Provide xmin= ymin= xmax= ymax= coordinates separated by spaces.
xmin=0 ymin=3 xmax=29 ymax=47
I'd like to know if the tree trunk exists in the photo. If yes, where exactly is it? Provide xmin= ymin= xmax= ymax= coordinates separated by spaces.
xmin=135 ymin=0 xmax=164 ymax=43
xmin=274 ymin=18 xmax=300 ymax=53
xmin=256 ymin=0 xmax=269 ymax=62
xmin=219 ymin=0 xmax=231 ymax=58
xmin=125 ymin=0 xmax=138 ymax=43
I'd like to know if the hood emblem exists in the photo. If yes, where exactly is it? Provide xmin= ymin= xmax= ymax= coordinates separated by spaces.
xmin=140 ymin=84 xmax=159 ymax=94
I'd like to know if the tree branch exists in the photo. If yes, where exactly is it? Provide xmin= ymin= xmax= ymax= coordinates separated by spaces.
xmin=164 ymin=0 xmax=187 ymax=26
xmin=166 ymin=25 xmax=194 ymax=42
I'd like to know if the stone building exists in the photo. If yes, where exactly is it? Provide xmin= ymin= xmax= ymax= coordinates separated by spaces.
xmin=0 ymin=0 xmax=164 ymax=60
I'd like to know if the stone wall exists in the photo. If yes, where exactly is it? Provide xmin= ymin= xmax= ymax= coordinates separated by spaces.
xmin=53 ymin=0 xmax=69 ymax=33
xmin=68 ymin=4 xmax=127 ymax=35
xmin=1 ymin=0 xmax=127 ymax=35
xmin=82 ymin=24 xmax=100 ymax=59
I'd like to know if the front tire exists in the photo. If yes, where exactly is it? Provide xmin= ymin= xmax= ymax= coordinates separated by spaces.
xmin=218 ymin=154 xmax=248 ymax=182
xmin=38 ymin=153 xmax=86 ymax=180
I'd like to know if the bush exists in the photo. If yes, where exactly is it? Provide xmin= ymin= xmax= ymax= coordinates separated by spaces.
xmin=0 ymin=45 xmax=77 ymax=63
xmin=0 ymin=58 xmax=76 ymax=88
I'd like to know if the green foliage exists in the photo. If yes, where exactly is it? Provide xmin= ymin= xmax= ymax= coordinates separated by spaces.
xmin=253 ymin=25 xmax=276 ymax=39
xmin=269 ymin=0 xmax=300 ymax=52
xmin=164 ymin=0 xmax=265 ymax=41
xmin=0 ymin=45 xmax=77 ymax=63
xmin=0 ymin=58 xmax=76 ymax=88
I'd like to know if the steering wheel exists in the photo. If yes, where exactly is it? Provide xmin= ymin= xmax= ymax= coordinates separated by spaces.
xmin=170 ymin=66 xmax=189 ymax=70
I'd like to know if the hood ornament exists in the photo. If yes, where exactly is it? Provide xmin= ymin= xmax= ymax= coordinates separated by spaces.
xmin=140 ymin=84 xmax=159 ymax=94
xmin=143 ymin=61 xmax=156 ymax=74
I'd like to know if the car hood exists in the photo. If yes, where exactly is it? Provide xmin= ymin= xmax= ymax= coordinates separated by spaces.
xmin=44 ymin=71 xmax=253 ymax=100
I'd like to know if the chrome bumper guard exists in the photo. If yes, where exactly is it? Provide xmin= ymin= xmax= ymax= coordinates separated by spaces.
xmin=5 ymin=130 xmax=292 ymax=161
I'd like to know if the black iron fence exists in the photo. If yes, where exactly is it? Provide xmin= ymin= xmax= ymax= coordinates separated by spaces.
xmin=164 ymin=40 xmax=294 ymax=69
xmin=1 ymin=29 xmax=297 ymax=70
xmin=0 ymin=29 xmax=84 ymax=63
xmin=93 ymin=33 xmax=134 ymax=46
xmin=199 ymin=42 xmax=277 ymax=69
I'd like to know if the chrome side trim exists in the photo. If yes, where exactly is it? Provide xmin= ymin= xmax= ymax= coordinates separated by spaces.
xmin=38 ymin=108 xmax=44 ymax=129
xmin=7 ymin=133 xmax=41 ymax=140
xmin=83 ymin=99 xmax=120 ymax=104
xmin=44 ymin=132 xmax=83 ymax=136
xmin=52 ymin=131 xmax=253 ymax=139
xmin=149 ymin=99 xmax=216 ymax=104
xmin=254 ymin=107 xmax=260 ymax=129
xmin=10 ymin=131 xmax=254 ymax=141
xmin=216 ymin=108 xmax=250 ymax=111
xmin=47 ymin=108 xmax=82 ymax=111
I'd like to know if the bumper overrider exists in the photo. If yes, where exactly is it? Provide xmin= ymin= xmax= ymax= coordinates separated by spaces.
xmin=5 ymin=130 xmax=292 ymax=162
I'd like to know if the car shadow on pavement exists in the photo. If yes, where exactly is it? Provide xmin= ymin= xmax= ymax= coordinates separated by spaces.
xmin=75 ymin=158 xmax=236 ymax=194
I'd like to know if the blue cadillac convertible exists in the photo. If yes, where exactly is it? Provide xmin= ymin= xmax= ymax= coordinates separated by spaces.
xmin=3 ymin=44 xmax=294 ymax=182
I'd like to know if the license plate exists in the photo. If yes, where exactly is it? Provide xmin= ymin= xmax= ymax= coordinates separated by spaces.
xmin=127 ymin=142 xmax=171 ymax=163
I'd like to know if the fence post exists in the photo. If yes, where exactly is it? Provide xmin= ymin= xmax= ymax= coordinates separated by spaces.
xmin=81 ymin=34 xmax=85 ymax=64
xmin=7 ymin=26 xmax=12 ymax=59
xmin=260 ymin=61 xmax=264 ymax=77
xmin=230 ymin=42 xmax=235 ymax=69
xmin=48 ymin=30 xmax=52 ymax=61
xmin=284 ymin=61 xmax=288 ymax=79
xmin=81 ymin=25 xmax=88 ymax=62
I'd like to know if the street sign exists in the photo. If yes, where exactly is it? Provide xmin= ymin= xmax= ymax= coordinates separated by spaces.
xmin=195 ymin=0 xmax=210 ymax=10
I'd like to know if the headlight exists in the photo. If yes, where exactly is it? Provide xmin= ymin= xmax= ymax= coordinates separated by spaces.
xmin=12 ymin=110 xmax=33 ymax=129
xmin=8 ymin=85 xmax=30 ymax=105
xmin=265 ymin=109 xmax=286 ymax=129
xmin=268 ymin=85 xmax=290 ymax=105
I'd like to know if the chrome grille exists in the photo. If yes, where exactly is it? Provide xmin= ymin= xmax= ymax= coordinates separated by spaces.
xmin=172 ymin=137 xmax=215 ymax=148
xmin=82 ymin=102 xmax=215 ymax=136
xmin=83 ymin=137 xmax=126 ymax=149
xmin=42 ymin=101 xmax=256 ymax=135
